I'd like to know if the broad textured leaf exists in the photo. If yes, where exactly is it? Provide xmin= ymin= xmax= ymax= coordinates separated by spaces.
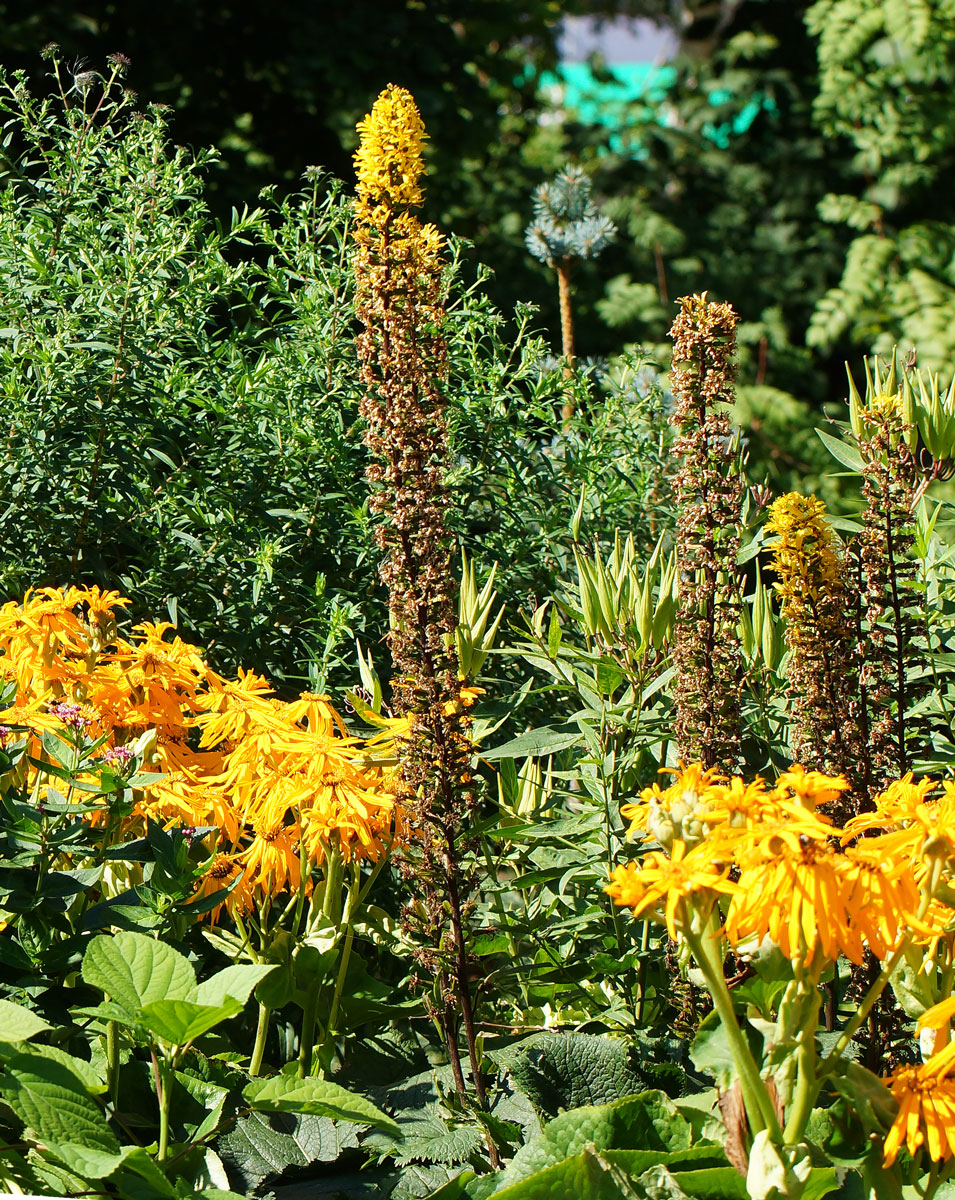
xmin=667 ymin=1167 xmax=749 ymax=1199
xmin=139 ymin=997 xmax=243 ymax=1044
xmin=494 ymin=1093 xmax=692 ymax=1189
xmin=43 ymin=1142 xmax=138 ymax=1180
xmin=491 ymin=1146 xmax=636 ymax=1200
xmin=22 ymin=1045 xmax=105 ymax=1094
xmin=391 ymin=1162 xmax=467 ymax=1200
xmin=602 ymin=1149 xmax=730 ymax=1176
xmin=368 ymin=1107 xmax=483 ymax=1166
xmin=82 ymin=931 xmax=195 ymax=1017
xmin=0 ymin=998 xmax=51 ymax=1042
xmin=0 ymin=1052 xmax=119 ymax=1154
xmin=243 ymin=1074 xmax=400 ymax=1136
xmin=218 ymin=1109 xmax=361 ymax=1194
xmin=497 ymin=1033 xmax=656 ymax=1117
xmin=193 ymin=963 xmax=276 ymax=1008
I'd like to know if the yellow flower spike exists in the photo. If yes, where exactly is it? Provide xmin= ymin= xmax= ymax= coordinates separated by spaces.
xmin=354 ymin=84 xmax=428 ymax=213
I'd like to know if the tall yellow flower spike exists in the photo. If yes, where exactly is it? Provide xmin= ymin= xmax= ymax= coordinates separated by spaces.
xmin=354 ymin=84 xmax=427 ymax=211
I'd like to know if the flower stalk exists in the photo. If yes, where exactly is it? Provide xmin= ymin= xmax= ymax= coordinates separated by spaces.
xmin=669 ymin=293 xmax=745 ymax=773
xmin=352 ymin=85 xmax=489 ymax=1121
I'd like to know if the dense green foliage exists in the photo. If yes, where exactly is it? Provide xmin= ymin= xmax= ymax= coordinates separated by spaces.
xmin=5 ymin=6 xmax=955 ymax=1199
xmin=0 ymin=61 xmax=674 ymax=688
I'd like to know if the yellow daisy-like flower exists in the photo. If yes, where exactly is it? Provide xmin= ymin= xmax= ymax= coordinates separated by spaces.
xmin=605 ymin=840 xmax=737 ymax=938
xmin=620 ymin=763 xmax=726 ymax=850
xmin=773 ymin=765 xmax=849 ymax=812
xmin=882 ymin=1062 xmax=955 ymax=1166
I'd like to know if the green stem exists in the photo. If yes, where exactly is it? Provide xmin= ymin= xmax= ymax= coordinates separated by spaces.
xmin=322 ymin=842 xmax=344 ymax=925
xmin=249 ymin=1002 xmax=270 ymax=1077
xmin=156 ymin=1057 xmax=173 ymax=1162
xmin=106 ymin=1020 xmax=119 ymax=1109
xmin=686 ymin=916 xmax=780 ymax=1140
xmin=297 ymin=985 xmax=319 ymax=1079
xmin=783 ymin=977 xmax=823 ymax=1143
xmin=818 ymin=937 xmax=913 ymax=1079
xmin=635 ymin=919 xmax=652 ymax=1023
xmin=324 ymin=924 xmax=355 ymax=1046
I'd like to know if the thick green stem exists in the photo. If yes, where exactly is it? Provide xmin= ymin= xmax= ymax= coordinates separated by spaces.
xmin=324 ymin=924 xmax=355 ymax=1047
xmin=322 ymin=842 xmax=344 ymax=926
xmin=249 ymin=1002 xmax=271 ymax=1077
xmin=819 ymin=933 xmax=918 ymax=1079
xmin=686 ymin=917 xmax=780 ymax=1140
xmin=783 ymin=979 xmax=823 ymax=1143
xmin=156 ymin=1057 xmax=172 ymax=1162
xmin=106 ymin=1020 xmax=119 ymax=1109
xmin=297 ymin=984 xmax=320 ymax=1079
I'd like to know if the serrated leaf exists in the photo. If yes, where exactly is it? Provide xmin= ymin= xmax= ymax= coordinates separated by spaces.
xmin=43 ymin=1141 xmax=138 ymax=1179
xmin=243 ymin=1074 xmax=400 ymax=1135
xmin=0 ymin=1052 xmax=119 ymax=1154
xmin=496 ymin=1033 xmax=653 ymax=1118
xmin=218 ymin=1109 xmax=361 ymax=1194
xmin=0 ymin=998 xmax=51 ymax=1042
xmin=193 ymin=963 xmax=276 ymax=1008
xmin=369 ymin=1107 xmax=483 ymax=1166
xmin=82 ymin=931 xmax=196 ymax=1019
xmin=20 ymin=1045 xmax=105 ymax=1094
xmin=494 ymin=1093 xmax=692 ymax=1190
xmin=139 ymin=997 xmax=243 ymax=1045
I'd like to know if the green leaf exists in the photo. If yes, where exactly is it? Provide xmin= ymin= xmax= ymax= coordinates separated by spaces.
xmin=0 ymin=998 xmax=52 ymax=1042
xmin=20 ymin=1045 xmax=106 ymax=1094
xmin=0 ymin=1052 xmax=119 ymax=1155
xmin=367 ymin=1107 xmax=483 ymax=1166
xmin=82 ymin=931 xmax=196 ymax=1019
xmin=482 ymin=725 xmax=582 ymax=761
xmin=497 ymin=1033 xmax=654 ymax=1118
xmin=243 ymin=1074 xmax=401 ymax=1136
xmin=491 ymin=1146 xmax=637 ymax=1200
xmin=603 ymin=1149 xmax=730 ymax=1176
xmin=193 ymin=963 xmax=276 ymax=1008
xmin=43 ymin=1141 xmax=139 ymax=1180
xmin=139 ymin=998 xmax=243 ymax=1044
xmin=218 ymin=1109 xmax=361 ymax=1194
xmin=815 ymin=429 xmax=865 ymax=473
xmin=495 ymin=1093 xmax=693 ymax=1190
xmin=691 ymin=1013 xmax=762 ymax=1090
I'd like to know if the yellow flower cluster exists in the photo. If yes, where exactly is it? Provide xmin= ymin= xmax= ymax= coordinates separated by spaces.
xmin=354 ymin=83 xmax=427 ymax=210
xmin=352 ymin=85 xmax=444 ymax=272
xmin=765 ymin=493 xmax=845 ymax=610
xmin=609 ymin=762 xmax=955 ymax=1166
xmin=0 ymin=587 xmax=403 ymax=918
